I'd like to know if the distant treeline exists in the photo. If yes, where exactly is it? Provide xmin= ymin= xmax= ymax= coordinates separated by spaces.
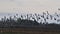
xmin=0 ymin=11 xmax=60 ymax=28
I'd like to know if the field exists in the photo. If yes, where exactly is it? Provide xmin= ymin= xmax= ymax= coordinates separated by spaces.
xmin=0 ymin=27 xmax=60 ymax=34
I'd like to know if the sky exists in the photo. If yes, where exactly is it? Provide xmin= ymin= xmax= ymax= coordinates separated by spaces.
xmin=0 ymin=0 xmax=60 ymax=14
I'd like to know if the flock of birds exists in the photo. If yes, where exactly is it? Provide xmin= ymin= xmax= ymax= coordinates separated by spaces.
xmin=0 ymin=11 xmax=60 ymax=24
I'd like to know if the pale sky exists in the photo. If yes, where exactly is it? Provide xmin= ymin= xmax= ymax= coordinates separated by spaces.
xmin=0 ymin=0 xmax=60 ymax=14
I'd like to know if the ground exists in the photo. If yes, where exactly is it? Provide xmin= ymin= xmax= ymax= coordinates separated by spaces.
xmin=0 ymin=27 xmax=60 ymax=34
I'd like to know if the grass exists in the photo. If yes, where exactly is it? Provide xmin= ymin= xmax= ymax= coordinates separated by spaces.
xmin=0 ymin=32 xmax=24 ymax=34
xmin=0 ymin=32 xmax=60 ymax=34
xmin=0 ymin=27 xmax=60 ymax=34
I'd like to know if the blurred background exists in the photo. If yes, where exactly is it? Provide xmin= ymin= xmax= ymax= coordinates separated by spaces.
xmin=0 ymin=0 xmax=60 ymax=14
